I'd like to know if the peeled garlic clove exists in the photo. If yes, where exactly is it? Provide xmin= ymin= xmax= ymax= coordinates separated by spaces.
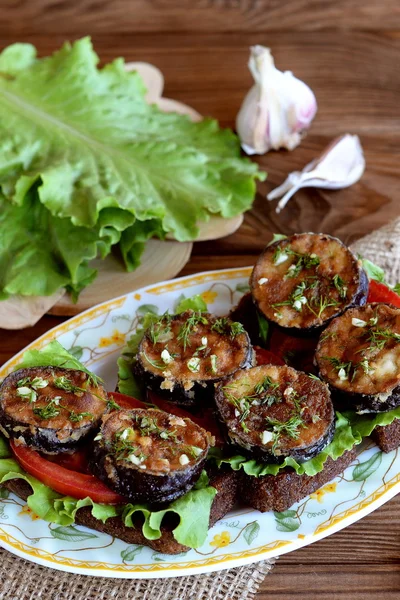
xmin=267 ymin=134 xmax=366 ymax=213
xmin=236 ymin=46 xmax=317 ymax=155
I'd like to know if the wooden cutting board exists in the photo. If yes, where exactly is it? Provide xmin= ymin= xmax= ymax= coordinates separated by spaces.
xmin=50 ymin=238 xmax=193 ymax=316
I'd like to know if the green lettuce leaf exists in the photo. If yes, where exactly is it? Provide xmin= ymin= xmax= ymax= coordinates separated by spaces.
xmin=16 ymin=340 xmax=101 ymax=384
xmin=175 ymin=294 xmax=208 ymax=314
xmin=0 ymin=37 xmax=264 ymax=299
xmin=361 ymin=258 xmax=386 ymax=283
xmin=116 ymin=311 xmax=161 ymax=399
xmin=267 ymin=233 xmax=288 ymax=246
xmin=345 ymin=407 xmax=400 ymax=439
xmin=122 ymin=471 xmax=216 ymax=547
xmin=0 ymin=456 xmax=215 ymax=547
xmin=210 ymin=412 xmax=359 ymax=478
xmin=117 ymin=355 xmax=143 ymax=399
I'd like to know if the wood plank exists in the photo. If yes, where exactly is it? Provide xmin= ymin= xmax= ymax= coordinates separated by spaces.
xmin=2 ymin=0 xmax=400 ymax=34
xmin=259 ymin=564 xmax=400 ymax=600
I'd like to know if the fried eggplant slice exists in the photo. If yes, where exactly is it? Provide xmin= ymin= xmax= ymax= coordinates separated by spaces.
xmin=214 ymin=365 xmax=335 ymax=463
xmin=134 ymin=311 xmax=254 ymax=408
xmin=316 ymin=303 xmax=400 ymax=413
xmin=0 ymin=366 xmax=108 ymax=453
xmin=90 ymin=408 xmax=211 ymax=504
xmin=251 ymin=233 xmax=368 ymax=332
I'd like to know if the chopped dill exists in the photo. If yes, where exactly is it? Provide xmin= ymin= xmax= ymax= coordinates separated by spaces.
xmin=265 ymin=415 xmax=305 ymax=455
xmin=321 ymin=356 xmax=357 ymax=381
xmin=177 ymin=312 xmax=208 ymax=350
xmin=69 ymin=411 xmax=94 ymax=423
xmin=148 ymin=312 xmax=172 ymax=345
xmin=211 ymin=318 xmax=246 ymax=339
xmin=332 ymin=274 xmax=348 ymax=299
xmin=33 ymin=399 xmax=61 ymax=420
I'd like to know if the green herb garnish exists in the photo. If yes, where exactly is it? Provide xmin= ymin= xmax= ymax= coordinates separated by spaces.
xmin=308 ymin=295 xmax=340 ymax=319
xmin=148 ymin=312 xmax=172 ymax=345
xmin=284 ymin=251 xmax=320 ymax=279
xmin=254 ymin=375 xmax=279 ymax=395
xmin=308 ymin=373 xmax=321 ymax=382
xmin=265 ymin=415 xmax=305 ymax=455
xmin=211 ymin=318 xmax=245 ymax=339
xmin=142 ymin=352 xmax=167 ymax=371
xmin=107 ymin=397 xmax=121 ymax=411
xmin=333 ymin=274 xmax=348 ymax=299
xmin=365 ymin=327 xmax=400 ymax=352
xmin=69 ymin=411 xmax=94 ymax=423
xmin=322 ymin=356 xmax=357 ymax=382
xmin=32 ymin=398 xmax=61 ymax=420
xmin=54 ymin=376 xmax=86 ymax=395
xmin=177 ymin=312 xmax=208 ymax=350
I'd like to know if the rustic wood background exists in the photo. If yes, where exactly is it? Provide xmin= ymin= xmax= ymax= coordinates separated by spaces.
xmin=0 ymin=0 xmax=399 ymax=596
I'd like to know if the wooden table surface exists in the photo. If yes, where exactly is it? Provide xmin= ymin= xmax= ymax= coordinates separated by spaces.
xmin=0 ymin=1 xmax=400 ymax=597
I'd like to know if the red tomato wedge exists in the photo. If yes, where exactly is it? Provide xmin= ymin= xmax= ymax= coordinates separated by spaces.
xmin=367 ymin=279 xmax=400 ymax=308
xmin=254 ymin=346 xmax=285 ymax=366
xmin=10 ymin=440 xmax=125 ymax=504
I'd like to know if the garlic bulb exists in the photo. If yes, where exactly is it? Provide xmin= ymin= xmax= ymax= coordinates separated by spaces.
xmin=236 ymin=46 xmax=317 ymax=155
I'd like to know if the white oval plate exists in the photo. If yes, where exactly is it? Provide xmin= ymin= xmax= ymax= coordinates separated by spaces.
xmin=0 ymin=267 xmax=399 ymax=578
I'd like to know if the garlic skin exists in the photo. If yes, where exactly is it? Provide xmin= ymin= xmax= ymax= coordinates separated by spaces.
xmin=236 ymin=46 xmax=317 ymax=155
xmin=267 ymin=134 xmax=366 ymax=213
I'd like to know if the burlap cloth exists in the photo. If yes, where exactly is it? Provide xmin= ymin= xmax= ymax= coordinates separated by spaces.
xmin=1 ymin=217 xmax=399 ymax=600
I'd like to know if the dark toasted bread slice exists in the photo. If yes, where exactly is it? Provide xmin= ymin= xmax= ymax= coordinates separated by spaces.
xmin=372 ymin=420 xmax=400 ymax=453
xmin=2 ymin=464 xmax=238 ymax=555
xmin=238 ymin=449 xmax=357 ymax=513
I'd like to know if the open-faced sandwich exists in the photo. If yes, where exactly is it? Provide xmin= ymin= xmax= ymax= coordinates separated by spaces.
xmin=0 ymin=231 xmax=399 ymax=555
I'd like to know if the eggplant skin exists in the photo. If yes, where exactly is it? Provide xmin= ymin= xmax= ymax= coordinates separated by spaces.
xmin=320 ymin=382 xmax=400 ymax=414
xmin=0 ymin=366 xmax=108 ymax=454
xmin=91 ymin=445 xmax=207 ymax=505
xmin=133 ymin=357 xmax=251 ymax=410
xmin=214 ymin=365 xmax=335 ymax=464
xmin=133 ymin=312 xmax=255 ymax=409
xmin=90 ymin=409 xmax=210 ymax=505
xmin=250 ymin=233 xmax=369 ymax=334
xmin=0 ymin=410 xmax=95 ymax=454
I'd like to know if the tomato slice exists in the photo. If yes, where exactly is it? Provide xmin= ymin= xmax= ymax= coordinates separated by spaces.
xmin=268 ymin=328 xmax=319 ymax=373
xmin=254 ymin=346 xmax=285 ymax=366
xmin=46 ymin=448 xmax=90 ymax=474
xmin=367 ymin=280 xmax=400 ymax=308
xmin=10 ymin=440 xmax=125 ymax=504
xmin=108 ymin=391 xmax=147 ymax=410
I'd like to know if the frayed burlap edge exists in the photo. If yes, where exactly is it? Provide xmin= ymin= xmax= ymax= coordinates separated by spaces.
xmin=0 ymin=547 xmax=275 ymax=600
